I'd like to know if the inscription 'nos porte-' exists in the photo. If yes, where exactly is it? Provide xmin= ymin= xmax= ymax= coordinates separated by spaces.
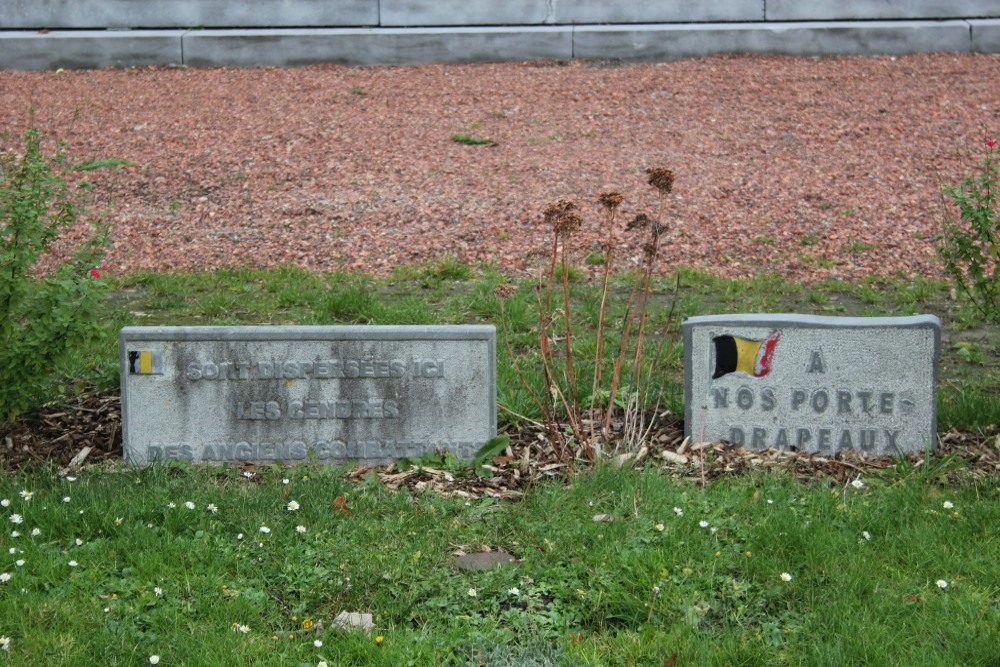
xmin=120 ymin=325 xmax=496 ymax=466
xmin=683 ymin=314 xmax=940 ymax=455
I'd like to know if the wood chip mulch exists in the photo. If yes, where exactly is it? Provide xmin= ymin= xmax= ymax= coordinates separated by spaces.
xmin=2 ymin=392 xmax=997 ymax=495
xmin=3 ymin=54 xmax=999 ymax=283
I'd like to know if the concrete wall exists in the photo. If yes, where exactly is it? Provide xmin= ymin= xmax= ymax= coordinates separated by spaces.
xmin=1 ymin=1 xmax=998 ymax=69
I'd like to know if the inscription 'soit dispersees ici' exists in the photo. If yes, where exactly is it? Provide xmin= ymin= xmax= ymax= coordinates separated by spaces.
xmin=683 ymin=314 xmax=940 ymax=454
xmin=120 ymin=326 xmax=495 ymax=465
xmin=184 ymin=357 xmax=445 ymax=381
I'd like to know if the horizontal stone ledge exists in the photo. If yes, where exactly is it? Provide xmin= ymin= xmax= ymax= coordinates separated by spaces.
xmin=573 ymin=20 xmax=974 ymax=60
xmin=0 ymin=0 xmax=377 ymax=30
xmin=181 ymin=27 xmax=574 ymax=67
xmin=970 ymin=19 xmax=1000 ymax=53
xmin=1 ymin=21 xmax=994 ymax=70
xmin=765 ymin=0 xmax=995 ymax=21
xmin=378 ymin=0 xmax=765 ymax=26
xmin=0 ymin=30 xmax=184 ymax=70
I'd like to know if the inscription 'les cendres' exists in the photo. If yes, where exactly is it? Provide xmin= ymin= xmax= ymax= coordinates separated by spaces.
xmin=237 ymin=399 xmax=400 ymax=420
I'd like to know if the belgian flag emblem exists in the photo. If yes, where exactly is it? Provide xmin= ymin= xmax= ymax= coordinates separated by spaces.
xmin=712 ymin=331 xmax=780 ymax=379
xmin=128 ymin=350 xmax=163 ymax=375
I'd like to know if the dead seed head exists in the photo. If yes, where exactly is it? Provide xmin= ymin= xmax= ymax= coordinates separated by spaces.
xmin=642 ymin=241 xmax=658 ymax=259
xmin=543 ymin=199 xmax=576 ymax=224
xmin=627 ymin=213 xmax=652 ymax=230
xmin=557 ymin=211 xmax=583 ymax=234
xmin=646 ymin=167 xmax=675 ymax=195
xmin=493 ymin=283 xmax=517 ymax=300
xmin=598 ymin=191 xmax=625 ymax=211
xmin=543 ymin=200 xmax=582 ymax=234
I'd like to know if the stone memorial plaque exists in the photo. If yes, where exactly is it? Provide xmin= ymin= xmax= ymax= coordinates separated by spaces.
xmin=683 ymin=314 xmax=940 ymax=454
xmin=120 ymin=325 xmax=496 ymax=465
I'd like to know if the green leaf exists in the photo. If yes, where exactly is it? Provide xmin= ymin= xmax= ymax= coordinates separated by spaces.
xmin=71 ymin=158 xmax=137 ymax=172
xmin=473 ymin=435 xmax=511 ymax=468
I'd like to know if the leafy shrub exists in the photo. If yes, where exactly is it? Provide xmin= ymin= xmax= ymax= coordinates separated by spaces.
xmin=0 ymin=128 xmax=109 ymax=421
xmin=938 ymin=137 xmax=999 ymax=324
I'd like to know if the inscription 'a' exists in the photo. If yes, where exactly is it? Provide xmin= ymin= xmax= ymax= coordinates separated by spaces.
xmin=806 ymin=350 xmax=826 ymax=374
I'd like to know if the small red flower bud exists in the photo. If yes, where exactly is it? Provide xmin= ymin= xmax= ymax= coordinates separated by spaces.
xmin=100 ymin=264 xmax=109 ymax=271
xmin=89 ymin=268 xmax=101 ymax=278
xmin=987 ymin=138 xmax=996 ymax=149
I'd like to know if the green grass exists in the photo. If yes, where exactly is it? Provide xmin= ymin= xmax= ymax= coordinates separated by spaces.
xmin=451 ymin=134 xmax=496 ymax=147
xmin=0 ymin=465 xmax=996 ymax=664
xmin=3 ymin=264 xmax=999 ymax=663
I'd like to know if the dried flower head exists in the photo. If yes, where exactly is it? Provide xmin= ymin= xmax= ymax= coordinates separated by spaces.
xmin=493 ymin=283 xmax=517 ymax=300
xmin=627 ymin=213 xmax=652 ymax=230
xmin=542 ymin=200 xmax=581 ymax=234
xmin=646 ymin=167 xmax=675 ymax=194
xmin=557 ymin=210 xmax=583 ymax=234
xmin=642 ymin=242 xmax=658 ymax=259
xmin=598 ymin=191 xmax=625 ymax=211
xmin=543 ymin=199 xmax=576 ymax=225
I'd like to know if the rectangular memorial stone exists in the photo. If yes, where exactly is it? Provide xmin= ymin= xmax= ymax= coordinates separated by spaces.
xmin=120 ymin=325 xmax=496 ymax=465
xmin=683 ymin=314 xmax=940 ymax=454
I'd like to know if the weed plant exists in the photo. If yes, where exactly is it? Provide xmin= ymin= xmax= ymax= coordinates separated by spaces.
xmin=495 ymin=170 xmax=681 ymax=461
xmin=0 ymin=129 xmax=111 ymax=422
xmin=938 ymin=136 xmax=1000 ymax=325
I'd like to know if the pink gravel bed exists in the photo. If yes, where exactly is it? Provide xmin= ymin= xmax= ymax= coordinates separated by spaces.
xmin=2 ymin=53 xmax=998 ymax=282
